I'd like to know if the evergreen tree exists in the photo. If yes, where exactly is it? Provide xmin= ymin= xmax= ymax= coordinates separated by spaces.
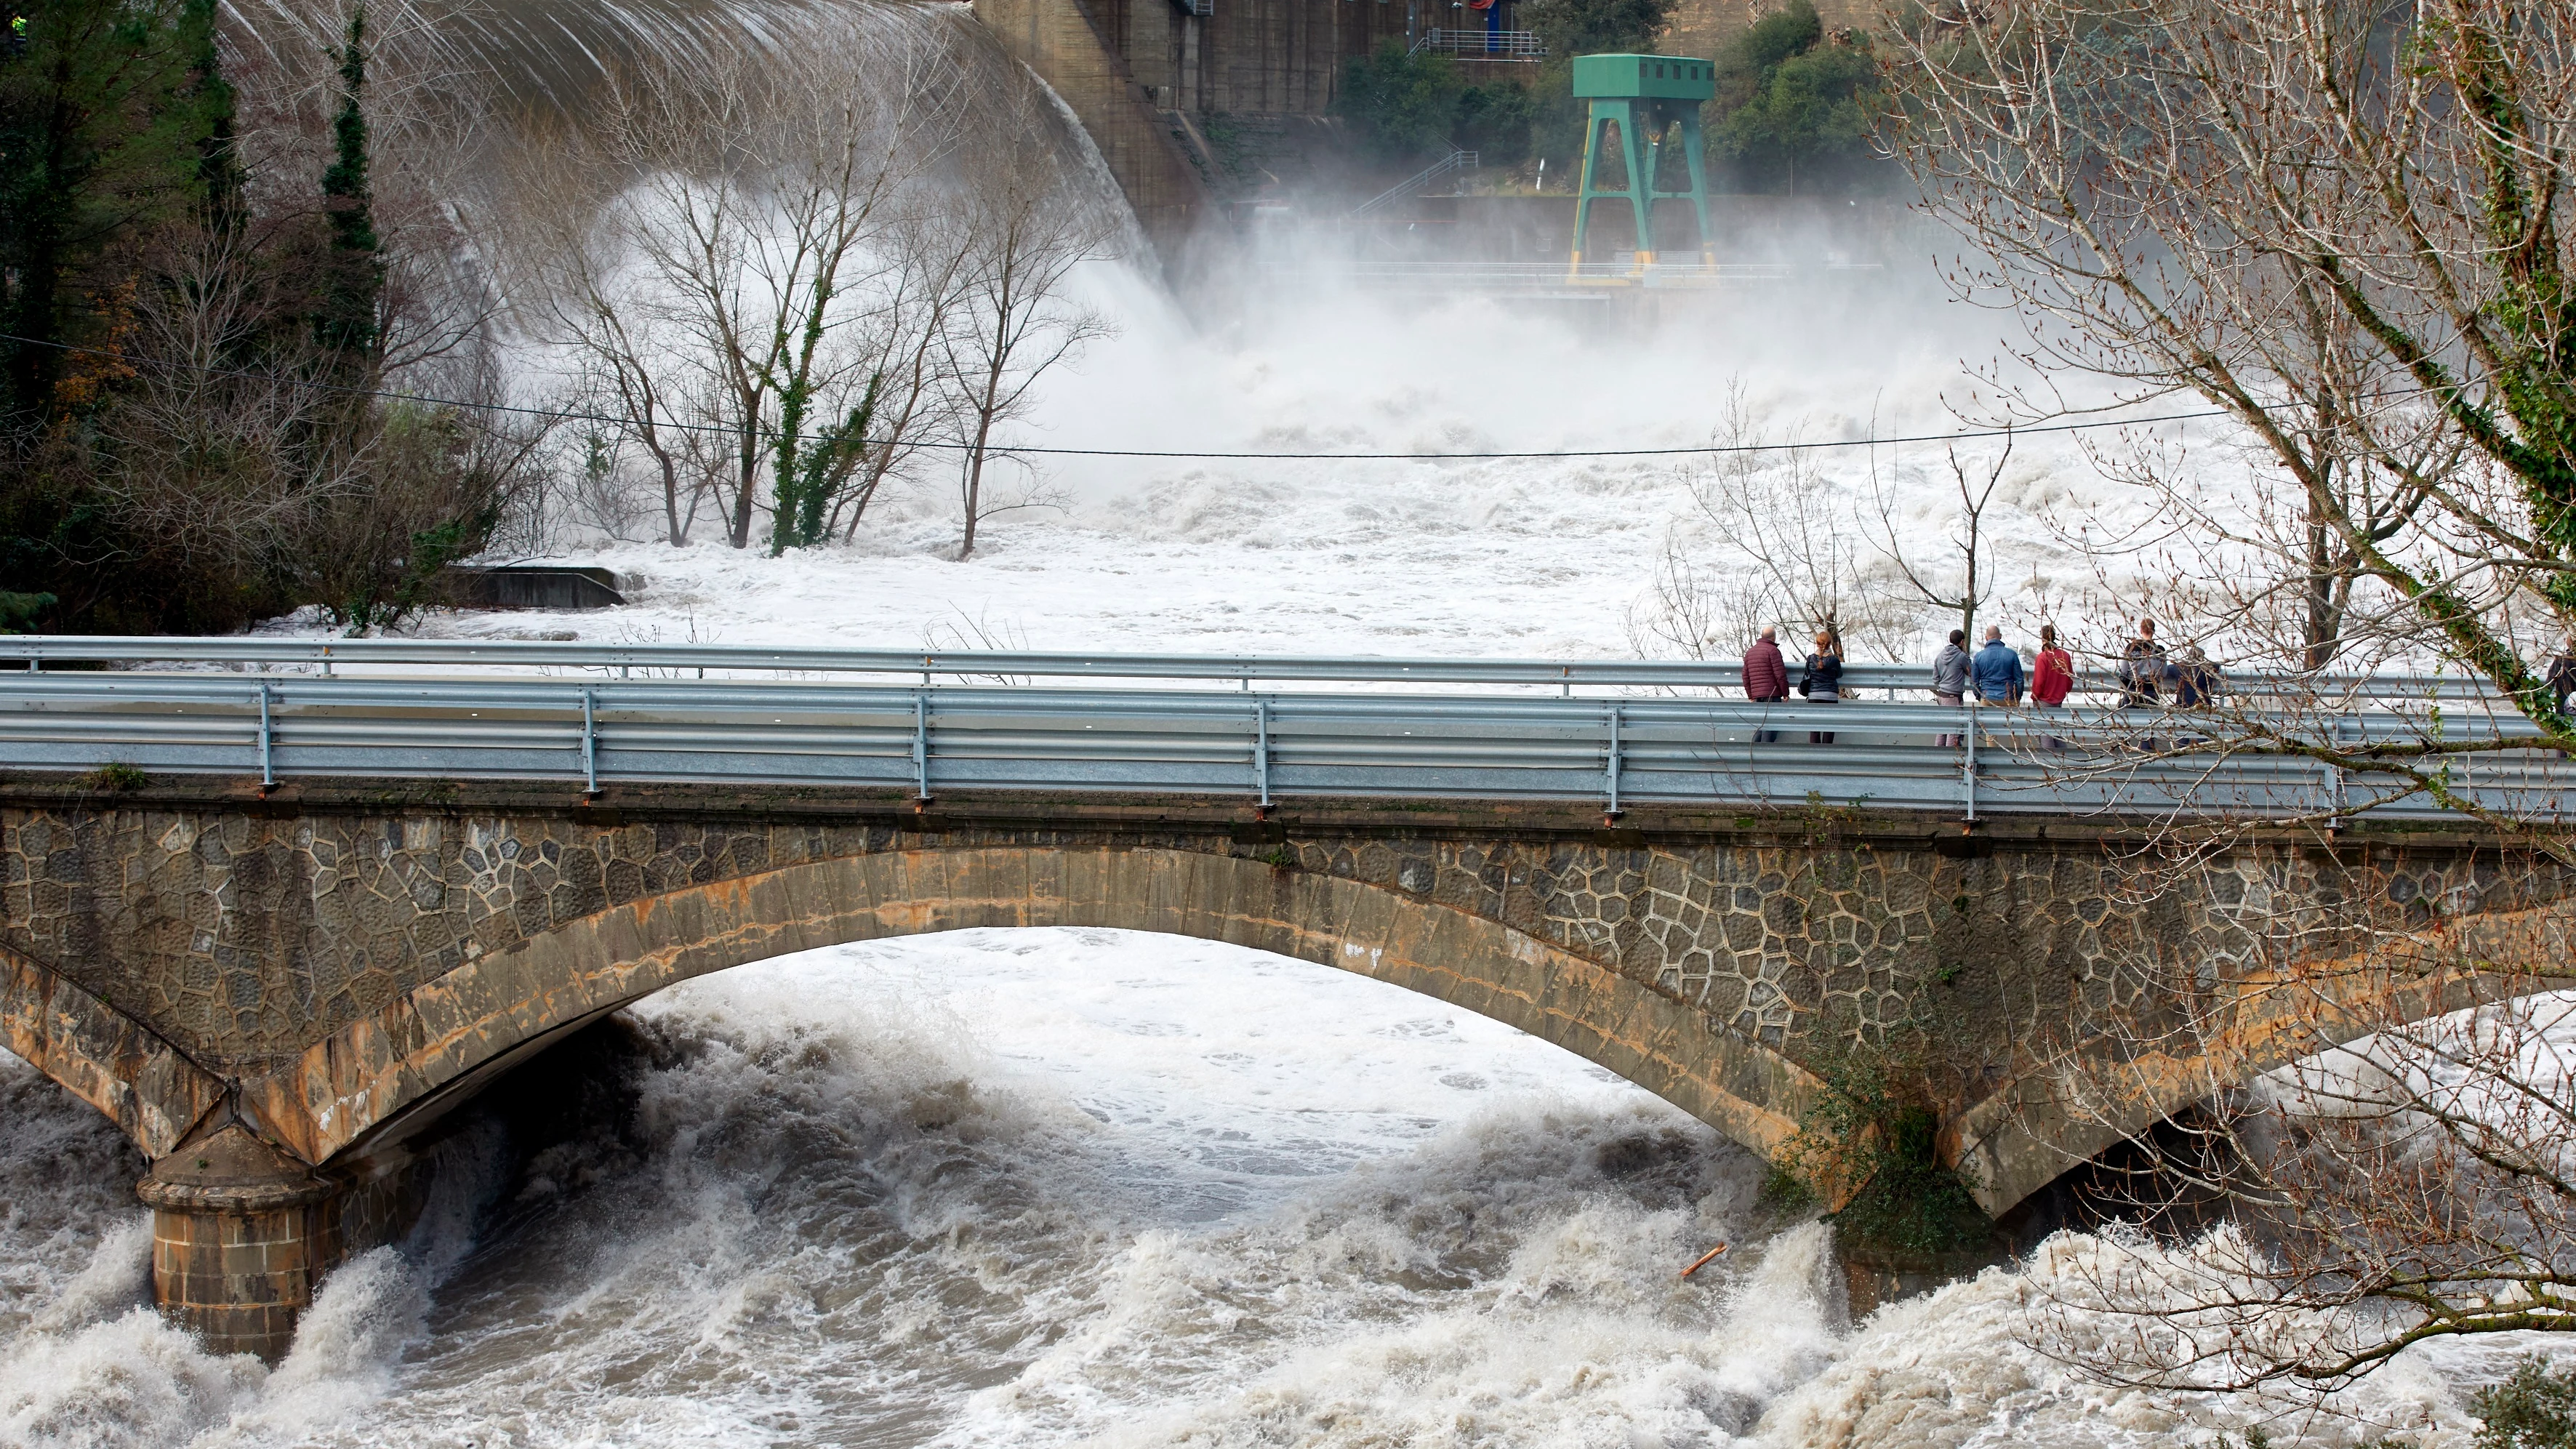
xmin=1522 ymin=0 xmax=1674 ymax=63
xmin=180 ymin=0 xmax=243 ymax=233
xmin=0 ymin=0 xmax=236 ymax=418
xmin=1707 ymin=0 xmax=1882 ymax=193
xmin=1520 ymin=0 xmax=1677 ymax=169
xmin=1334 ymin=44 xmax=1464 ymax=161
xmin=314 ymin=4 xmax=380 ymax=366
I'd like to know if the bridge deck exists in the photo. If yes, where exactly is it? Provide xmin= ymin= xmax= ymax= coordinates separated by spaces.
xmin=1 ymin=641 xmax=2556 ymax=822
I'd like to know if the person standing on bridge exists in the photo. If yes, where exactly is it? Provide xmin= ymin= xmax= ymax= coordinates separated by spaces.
xmin=1744 ymin=625 xmax=1790 ymax=744
xmin=1972 ymin=625 xmax=2024 ymax=705
xmin=2546 ymin=642 xmax=2576 ymax=717
xmin=2119 ymin=618 xmax=2165 ymax=709
xmin=1970 ymin=625 xmax=2025 ymax=763
xmin=1932 ymin=629 xmax=1970 ymax=747
xmin=2031 ymin=625 xmax=2074 ymax=707
xmin=1799 ymin=631 xmax=1843 ymax=744
xmin=2031 ymin=624 xmax=2074 ymax=752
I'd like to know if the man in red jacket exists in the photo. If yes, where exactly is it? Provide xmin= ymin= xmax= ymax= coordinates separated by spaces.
xmin=1744 ymin=626 xmax=1789 ymax=744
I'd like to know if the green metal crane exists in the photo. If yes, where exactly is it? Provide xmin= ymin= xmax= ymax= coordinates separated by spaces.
xmin=1567 ymin=52 xmax=1717 ymax=283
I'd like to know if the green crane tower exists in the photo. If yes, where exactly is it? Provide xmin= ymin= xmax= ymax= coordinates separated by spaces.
xmin=1567 ymin=53 xmax=1717 ymax=283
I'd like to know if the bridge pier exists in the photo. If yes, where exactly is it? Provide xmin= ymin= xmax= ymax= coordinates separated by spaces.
xmin=135 ymin=1122 xmax=342 ymax=1361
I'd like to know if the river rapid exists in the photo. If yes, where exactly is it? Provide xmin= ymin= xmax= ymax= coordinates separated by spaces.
xmin=0 ymin=930 xmax=2494 ymax=1448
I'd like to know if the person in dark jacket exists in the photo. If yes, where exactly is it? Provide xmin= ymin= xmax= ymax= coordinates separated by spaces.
xmin=2119 ymin=618 xmax=2165 ymax=707
xmin=2546 ymin=645 xmax=2576 ymax=717
xmin=1972 ymin=625 xmax=2024 ymax=704
xmin=2173 ymin=643 xmax=2219 ymax=709
xmin=1801 ymin=630 xmax=1843 ymax=744
xmin=1745 ymin=625 xmax=1790 ymax=744
xmin=1932 ymin=628 xmax=1970 ymax=746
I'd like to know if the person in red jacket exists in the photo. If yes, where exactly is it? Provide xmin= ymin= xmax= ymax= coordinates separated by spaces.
xmin=1744 ymin=625 xmax=1789 ymax=744
xmin=2031 ymin=624 xmax=2074 ymax=705
xmin=2031 ymin=623 xmax=2074 ymax=751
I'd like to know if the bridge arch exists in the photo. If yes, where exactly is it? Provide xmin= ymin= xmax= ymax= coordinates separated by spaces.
xmin=237 ymin=846 xmax=1833 ymax=1173
xmin=1954 ymin=902 xmax=2576 ymax=1213
xmin=0 ymin=942 xmax=225 ymax=1158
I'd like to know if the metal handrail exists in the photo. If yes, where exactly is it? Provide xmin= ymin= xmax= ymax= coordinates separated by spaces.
xmin=0 ymin=636 xmax=2517 ymax=701
xmin=0 ymin=670 xmax=2562 ymax=822
xmin=1350 ymin=150 xmax=1479 ymax=219
xmin=1410 ymin=28 xmax=1544 ymax=57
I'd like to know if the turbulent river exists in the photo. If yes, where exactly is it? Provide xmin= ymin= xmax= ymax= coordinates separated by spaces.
xmin=0 ymin=1 xmax=2545 ymax=1443
xmin=0 ymin=934 xmax=2503 ymax=1448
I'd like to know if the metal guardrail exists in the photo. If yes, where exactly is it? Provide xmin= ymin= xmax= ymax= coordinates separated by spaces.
xmin=1411 ymin=27 xmax=1544 ymax=57
xmin=0 ymin=646 xmax=2561 ymax=822
xmin=0 ymin=636 xmax=2513 ymax=699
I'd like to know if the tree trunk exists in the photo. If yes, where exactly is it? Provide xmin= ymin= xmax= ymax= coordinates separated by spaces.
xmin=729 ymin=423 xmax=758 ymax=548
xmin=959 ymin=410 xmax=994 ymax=561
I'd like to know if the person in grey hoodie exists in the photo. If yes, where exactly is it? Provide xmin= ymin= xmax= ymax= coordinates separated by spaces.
xmin=1971 ymin=625 xmax=2024 ymax=704
xmin=1932 ymin=629 xmax=1970 ymax=747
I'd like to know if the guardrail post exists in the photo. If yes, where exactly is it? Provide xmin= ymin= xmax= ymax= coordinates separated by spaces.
xmin=912 ymin=689 xmax=932 ymax=803
xmin=1605 ymin=703 xmax=1624 ymax=819
xmin=580 ymin=689 xmax=598 ymax=796
xmin=1963 ymin=705 xmax=1978 ymax=822
xmin=1253 ymin=697 xmax=1272 ymax=811
xmin=257 ymin=681 xmax=275 ymax=789
xmin=2330 ymin=714 xmax=2351 ymax=826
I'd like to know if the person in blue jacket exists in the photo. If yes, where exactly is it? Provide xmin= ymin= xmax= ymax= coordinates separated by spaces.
xmin=1971 ymin=625 xmax=2024 ymax=705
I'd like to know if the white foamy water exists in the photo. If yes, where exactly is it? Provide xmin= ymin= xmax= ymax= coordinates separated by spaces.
xmin=0 ymin=929 xmax=2508 ymax=1447
xmin=396 ymin=268 xmax=2114 ymax=666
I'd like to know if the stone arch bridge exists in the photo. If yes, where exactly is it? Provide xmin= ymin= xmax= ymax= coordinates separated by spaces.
xmin=3 ymin=776 xmax=2548 ymax=1358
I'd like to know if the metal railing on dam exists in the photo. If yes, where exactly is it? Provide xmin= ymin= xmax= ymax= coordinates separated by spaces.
xmin=0 ymin=637 xmax=2556 ymax=821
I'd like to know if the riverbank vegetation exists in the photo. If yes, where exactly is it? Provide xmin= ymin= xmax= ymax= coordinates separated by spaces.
xmin=0 ymin=0 xmax=1119 ymax=633
xmin=0 ymin=0 xmax=538 ymax=634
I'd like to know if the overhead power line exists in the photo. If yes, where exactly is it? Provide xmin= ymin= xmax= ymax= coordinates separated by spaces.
xmin=3 ymin=329 xmax=2238 ymax=462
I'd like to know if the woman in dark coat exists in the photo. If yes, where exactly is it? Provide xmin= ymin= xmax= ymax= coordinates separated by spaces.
xmin=1801 ymin=631 xmax=1844 ymax=744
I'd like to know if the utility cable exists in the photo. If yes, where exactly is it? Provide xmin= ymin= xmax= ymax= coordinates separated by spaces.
xmin=1 ymin=329 xmax=2250 ymax=462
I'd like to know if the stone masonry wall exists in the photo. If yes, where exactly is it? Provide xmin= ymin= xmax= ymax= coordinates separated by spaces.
xmin=2 ymin=788 xmax=2524 ymax=1128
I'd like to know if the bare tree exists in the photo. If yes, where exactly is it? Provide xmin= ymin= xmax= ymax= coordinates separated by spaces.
xmin=1866 ymin=437 xmax=2008 ymax=646
xmin=936 ymin=77 xmax=1118 ymax=563
xmin=492 ymin=23 xmax=967 ymax=550
xmin=1885 ymin=0 xmax=2576 ymax=750
xmin=1629 ymin=380 xmax=1927 ymax=666
xmin=2015 ymin=858 xmax=2576 ymax=1396
xmin=1879 ymin=0 xmax=2576 ymax=1397
xmin=830 ymin=210 xmax=974 ymax=541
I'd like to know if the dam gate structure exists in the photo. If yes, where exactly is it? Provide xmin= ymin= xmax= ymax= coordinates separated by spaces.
xmin=1 ymin=638 xmax=2566 ymax=1356
xmin=1566 ymin=53 xmax=1718 ymax=280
